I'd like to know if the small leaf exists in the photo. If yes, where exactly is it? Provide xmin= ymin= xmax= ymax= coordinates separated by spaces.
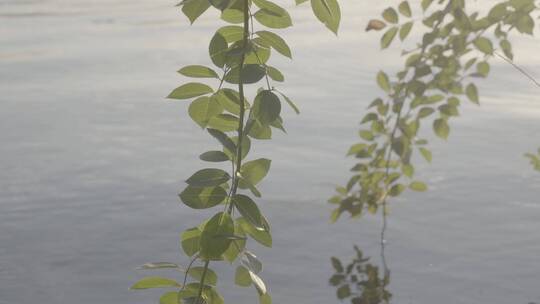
xmin=167 ymin=83 xmax=214 ymax=100
xmin=238 ymin=158 xmax=271 ymax=189
xmin=331 ymin=257 xmax=343 ymax=272
xmin=473 ymin=37 xmax=493 ymax=54
xmin=382 ymin=7 xmax=398 ymax=23
xmin=465 ymin=83 xmax=479 ymax=104
xmin=178 ymin=65 xmax=219 ymax=78
xmin=137 ymin=262 xmax=181 ymax=270
xmin=181 ymin=0 xmax=211 ymax=24
xmin=159 ymin=292 xmax=178 ymax=304
xmin=266 ymin=66 xmax=284 ymax=82
xmin=243 ymin=251 xmax=263 ymax=274
xmin=419 ymin=147 xmax=432 ymax=163
xmin=252 ymin=90 xmax=281 ymax=125
xmin=276 ymin=91 xmax=300 ymax=114
xmin=188 ymin=96 xmax=223 ymax=128
xmin=181 ymin=227 xmax=201 ymax=257
xmin=207 ymin=113 xmax=240 ymax=132
xmin=179 ymin=185 xmax=227 ymax=209
xmin=209 ymin=32 xmax=228 ymax=68
xmin=235 ymin=265 xmax=252 ymax=287
xmin=186 ymin=168 xmax=230 ymax=187
xmin=200 ymin=151 xmax=230 ymax=162
xmin=260 ymin=293 xmax=272 ymax=304
xmin=252 ymin=0 xmax=292 ymax=29
xmin=130 ymin=277 xmax=180 ymax=290
xmin=476 ymin=61 xmax=490 ymax=77
xmin=208 ymin=128 xmax=236 ymax=152
xmin=399 ymin=21 xmax=413 ymax=40
xmin=188 ymin=267 xmax=218 ymax=285
xmin=237 ymin=217 xmax=272 ymax=247
xmin=311 ymin=0 xmax=341 ymax=34
xmin=381 ymin=26 xmax=398 ymax=49
xmin=376 ymin=71 xmax=391 ymax=92
xmin=433 ymin=118 xmax=449 ymax=140
xmin=200 ymin=212 xmax=234 ymax=260
xmin=398 ymin=1 xmax=411 ymax=17
xmin=410 ymin=181 xmax=427 ymax=192
xmin=256 ymin=31 xmax=292 ymax=58
xmin=233 ymin=194 xmax=265 ymax=230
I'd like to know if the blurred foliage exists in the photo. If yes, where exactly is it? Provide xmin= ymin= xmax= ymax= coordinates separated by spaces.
xmin=330 ymin=0 xmax=539 ymax=221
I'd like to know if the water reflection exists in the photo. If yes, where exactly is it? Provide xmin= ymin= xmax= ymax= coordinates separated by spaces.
xmin=329 ymin=244 xmax=391 ymax=304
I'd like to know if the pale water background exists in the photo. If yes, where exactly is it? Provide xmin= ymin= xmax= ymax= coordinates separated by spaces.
xmin=1 ymin=1 xmax=540 ymax=303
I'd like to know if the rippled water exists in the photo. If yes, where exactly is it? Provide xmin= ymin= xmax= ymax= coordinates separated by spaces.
xmin=1 ymin=1 xmax=540 ymax=303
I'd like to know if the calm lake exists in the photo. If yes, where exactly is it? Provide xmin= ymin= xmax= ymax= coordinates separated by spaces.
xmin=1 ymin=0 xmax=540 ymax=303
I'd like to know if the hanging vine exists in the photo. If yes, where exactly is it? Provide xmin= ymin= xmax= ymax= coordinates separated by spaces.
xmin=131 ymin=0 xmax=340 ymax=303
xmin=329 ymin=0 xmax=538 ymax=221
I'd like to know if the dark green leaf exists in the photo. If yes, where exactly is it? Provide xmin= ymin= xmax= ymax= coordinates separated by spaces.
xmin=200 ymin=151 xmax=230 ymax=162
xmin=186 ymin=168 xmax=230 ymax=187
xmin=200 ymin=212 xmax=234 ymax=260
xmin=180 ymin=185 xmax=227 ymax=209
xmin=233 ymin=194 xmax=265 ymax=230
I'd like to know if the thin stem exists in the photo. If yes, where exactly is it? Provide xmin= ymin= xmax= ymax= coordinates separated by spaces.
xmin=195 ymin=1 xmax=250 ymax=302
xmin=495 ymin=51 xmax=540 ymax=88
xmin=196 ymin=260 xmax=210 ymax=304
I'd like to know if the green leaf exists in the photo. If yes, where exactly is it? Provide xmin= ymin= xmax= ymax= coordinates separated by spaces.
xmin=256 ymin=31 xmax=292 ymax=58
xmin=237 ymin=217 xmax=272 ymax=247
xmin=331 ymin=257 xmax=343 ymax=272
xmin=310 ymin=0 xmax=341 ymax=34
xmin=515 ymin=14 xmax=534 ymax=34
xmin=399 ymin=21 xmax=413 ymax=40
xmin=381 ymin=26 xmax=398 ymax=49
xmin=200 ymin=212 xmax=234 ymax=260
xmin=214 ymin=88 xmax=247 ymax=115
xmin=179 ymin=185 xmax=227 ymax=209
xmin=276 ymin=91 xmax=300 ymax=114
xmin=238 ymin=158 xmax=271 ymax=189
xmin=159 ymin=292 xmax=178 ymax=304
xmin=476 ymin=61 xmax=490 ymax=77
xmin=221 ymin=8 xmax=243 ymax=24
xmin=243 ymin=251 xmax=263 ymax=273
xmin=217 ymin=25 xmax=244 ymax=43
xmin=186 ymin=168 xmax=230 ymax=187
xmin=225 ymin=65 xmax=266 ymax=84
xmin=223 ymin=135 xmax=251 ymax=161
xmin=382 ymin=7 xmax=398 ymax=23
xmin=252 ymin=90 xmax=281 ymax=125
xmin=208 ymin=128 xmax=236 ymax=153
xmin=207 ymin=114 xmax=240 ymax=132
xmin=402 ymin=164 xmax=414 ymax=178
xmin=500 ymin=39 xmax=513 ymax=60
xmin=223 ymin=222 xmax=246 ymax=262
xmin=181 ymin=227 xmax=201 ymax=256
xmin=247 ymin=120 xmax=272 ymax=140
xmin=233 ymin=194 xmax=265 ymax=230
xmin=421 ymin=0 xmax=434 ymax=11
xmin=209 ymin=32 xmax=228 ymax=68
xmin=235 ymin=265 xmax=252 ymax=287
xmin=181 ymin=0 xmax=211 ymax=24
xmin=473 ymin=37 xmax=493 ymax=54
xmin=465 ymin=83 xmax=479 ymax=104
xmin=252 ymin=0 xmax=292 ymax=29
xmin=336 ymin=285 xmax=350 ymax=299
xmin=419 ymin=147 xmax=432 ymax=163
xmin=409 ymin=181 xmax=427 ymax=192
xmin=168 ymin=83 xmax=214 ymax=100
xmin=200 ymin=151 xmax=230 ymax=162
xmin=398 ymin=1 xmax=411 ymax=17
xmin=433 ymin=118 xmax=449 ymax=140
xmin=266 ymin=66 xmax=284 ymax=82
xmin=178 ymin=65 xmax=219 ymax=78
xmin=389 ymin=184 xmax=405 ymax=196
xmin=376 ymin=71 xmax=391 ymax=92
xmin=188 ymin=96 xmax=223 ymax=128
xmin=209 ymin=0 xmax=229 ymax=10
xmin=137 ymin=262 xmax=181 ymax=270
xmin=130 ymin=277 xmax=180 ymax=290
xmin=188 ymin=267 xmax=218 ymax=285
xmin=260 ymin=293 xmax=272 ymax=304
